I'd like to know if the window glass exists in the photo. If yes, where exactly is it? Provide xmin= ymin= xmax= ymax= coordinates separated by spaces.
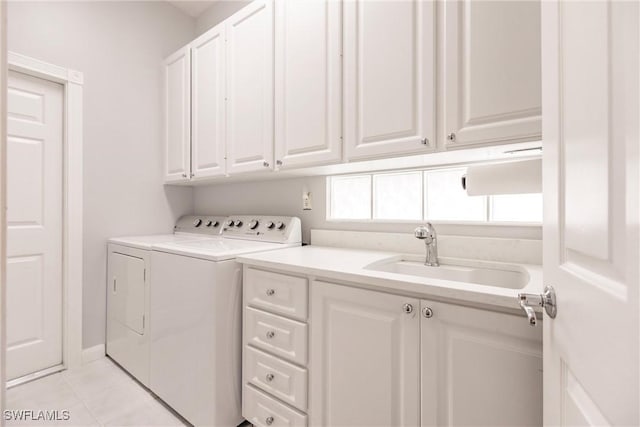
xmin=424 ymin=169 xmax=486 ymax=221
xmin=490 ymin=193 xmax=543 ymax=222
xmin=373 ymin=172 xmax=423 ymax=220
xmin=329 ymin=175 xmax=372 ymax=219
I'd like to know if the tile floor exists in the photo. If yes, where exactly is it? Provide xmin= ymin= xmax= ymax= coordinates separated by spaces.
xmin=6 ymin=358 xmax=187 ymax=427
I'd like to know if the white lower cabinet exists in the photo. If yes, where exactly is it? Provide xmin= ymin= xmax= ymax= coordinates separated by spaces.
xmin=309 ymin=281 xmax=421 ymax=426
xmin=242 ymin=268 xmax=542 ymax=427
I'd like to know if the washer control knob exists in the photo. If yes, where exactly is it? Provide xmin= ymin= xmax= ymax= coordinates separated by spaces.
xmin=193 ymin=219 xmax=203 ymax=227
xmin=212 ymin=221 xmax=219 ymax=227
xmin=226 ymin=219 xmax=234 ymax=226
xmin=275 ymin=221 xmax=285 ymax=230
xmin=233 ymin=220 xmax=243 ymax=227
xmin=205 ymin=220 xmax=213 ymax=227
xmin=249 ymin=220 xmax=259 ymax=229
xmin=266 ymin=221 xmax=275 ymax=229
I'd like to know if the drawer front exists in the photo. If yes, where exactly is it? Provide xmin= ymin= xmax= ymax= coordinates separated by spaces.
xmin=244 ymin=384 xmax=307 ymax=427
xmin=245 ymin=307 xmax=307 ymax=365
xmin=245 ymin=268 xmax=308 ymax=321
xmin=246 ymin=346 xmax=308 ymax=411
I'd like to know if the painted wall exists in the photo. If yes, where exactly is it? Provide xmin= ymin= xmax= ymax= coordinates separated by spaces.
xmin=196 ymin=0 xmax=251 ymax=35
xmin=193 ymin=177 xmax=543 ymax=245
xmin=7 ymin=1 xmax=196 ymax=349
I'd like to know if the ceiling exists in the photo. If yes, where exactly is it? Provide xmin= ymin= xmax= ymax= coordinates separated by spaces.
xmin=166 ymin=0 xmax=217 ymax=18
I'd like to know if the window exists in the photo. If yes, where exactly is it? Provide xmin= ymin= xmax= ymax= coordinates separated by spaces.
xmin=327 ymin=166 xmax=542 ymax=223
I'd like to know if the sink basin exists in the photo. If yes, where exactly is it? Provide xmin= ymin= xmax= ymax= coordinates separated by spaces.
xmin=365 ymin=256 xmax=529 ymax=289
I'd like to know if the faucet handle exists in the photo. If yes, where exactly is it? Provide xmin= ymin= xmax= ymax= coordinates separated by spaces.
xmin=414 ymin=226 xmax=430 ymax=239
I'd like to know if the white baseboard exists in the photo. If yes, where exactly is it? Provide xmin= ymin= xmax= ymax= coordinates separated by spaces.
xmin=81 ymin=344 xmax=105 ymax=364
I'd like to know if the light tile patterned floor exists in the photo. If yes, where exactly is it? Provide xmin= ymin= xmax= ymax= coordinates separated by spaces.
xmin=6 ymin=358 xmax=187 ymax=427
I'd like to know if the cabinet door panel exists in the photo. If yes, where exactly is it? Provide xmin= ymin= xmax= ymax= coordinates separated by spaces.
xmin=226 ymin=0 xmax=274 ymax=174
xmin=421 ymin=301 xmax=542 ymax=426
xmin=310 ymin=281 xmax=420 ymax=427
xmin=274 ymin=0 xmax=342 ymax=169
xmin=163 ymin=46 xmax=191 ymax=182
xmin=191 ymin=24 xmax=226 ymax=179
xmin=344 ymin=0 xmax=435 ymax=160
xmin=443 ymin=0 xmax=541 ymax=148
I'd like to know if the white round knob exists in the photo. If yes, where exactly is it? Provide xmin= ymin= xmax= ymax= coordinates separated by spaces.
xmin=249 ymin=220 xmax=259 ymax=229
xmin=226 ymin=219 xmax=234 ymax=226
xmin=205 ymin=220 xmax=213 ymax=227
xmin=276 ymin=221 xmax=285 ymax=230
xmin=193 ymin=219 xmax=202 ymax=227
xmin=212 ymin=221 xmax=219 ymax=227
xmin=266 ymin=221 xmax=275 ymax=229
xmin=234 ymin=220 xmax=243 ymax=227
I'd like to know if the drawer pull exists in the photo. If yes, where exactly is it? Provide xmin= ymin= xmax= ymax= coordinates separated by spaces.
xmin=266 ymin=288 xmax=276 ymax=296
xmin=266 ymin=330 xmax=276 ymax=339
xmin=265 ymin=373 xmax=275 ymax=382
xmin=266 ymin=416 xmax=275 ymax=425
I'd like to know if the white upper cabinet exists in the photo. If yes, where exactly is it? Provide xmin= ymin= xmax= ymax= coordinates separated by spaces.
xmin=191 ymin=24 xmax=227 ymax=179
xmin=274 ymin=0 xmax=342 ymax=169
xmin=310 ymin=281 xmax=420 ymax=426
xmin=163 ymin=46 xmax=191 ymax=182
xmin=343 ymin=0 xmax=435 ymax=161
xmin=226 ymin=0 xmax=275 ymax=174
xmin=442 ymin=0 xmax=541 ymax=148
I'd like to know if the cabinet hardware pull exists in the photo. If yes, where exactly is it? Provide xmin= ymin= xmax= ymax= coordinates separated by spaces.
xmin=420 ymin=137 xmax=429 ymax=145
xmin=266 ymin=373 xmax=275 ymax=382
xmin=447 ymin=132 xmax=456 ymax=142
xmin=402 ymin=303 xmax=414 ymax=314
xmin=266 ymin=416 xmax=274 ymax=425
xmin=266 ymin=330 xmax=276 ymax=339
xmin=181 ymin=173 xmax=187 ymax=178
xmin=266 ymin=289 xmax=275 ymax=296
xmin=276 ymin=160 xmax=283 ymax=166
xmin=263 ymin=161 xmax=270 ymax=167
xmin=422 ymin=307 xmax=433 ymax=318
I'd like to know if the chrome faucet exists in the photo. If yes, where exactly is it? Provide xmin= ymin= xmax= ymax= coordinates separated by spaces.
xmin=414 ymin=223 xmax=439 ymax=266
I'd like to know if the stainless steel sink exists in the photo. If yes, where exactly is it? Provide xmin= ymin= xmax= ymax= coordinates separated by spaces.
xmin=364 ymin=256 xmax=530 ymax=289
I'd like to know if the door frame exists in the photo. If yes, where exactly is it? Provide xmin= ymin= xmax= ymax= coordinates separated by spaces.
xmin=7 ymin=52 xmax=84 ymax=373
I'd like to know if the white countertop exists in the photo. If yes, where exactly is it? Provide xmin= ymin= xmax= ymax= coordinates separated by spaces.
xmin=237 ymin=245 xmax=543 ymax=312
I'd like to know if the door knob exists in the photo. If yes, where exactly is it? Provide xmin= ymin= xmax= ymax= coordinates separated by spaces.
xmin=518 ymin=285 xmax=557 ymax=326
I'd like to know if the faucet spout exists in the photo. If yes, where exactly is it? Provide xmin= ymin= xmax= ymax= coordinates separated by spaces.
xmin=414 ymin=223 xmax=439 ymax=267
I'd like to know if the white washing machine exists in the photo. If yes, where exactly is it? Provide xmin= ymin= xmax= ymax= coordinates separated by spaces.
xmin=106 ymin=215 xmax=227 ymax=387
xmin=149 ymin=216 xmax=302 ymax=427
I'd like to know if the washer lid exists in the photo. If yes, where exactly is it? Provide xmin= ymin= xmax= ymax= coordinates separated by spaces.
xmin=152 ymin=238 xmax=300 ymax=261
xmin=108 ymin=234 xmax=217 ymax=250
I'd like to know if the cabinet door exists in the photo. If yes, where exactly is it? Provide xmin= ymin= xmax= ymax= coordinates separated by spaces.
xmin=274 ymin=0 xmax=342 ymax=169
xmin=310 ymin=281 xmax=420 ymax=427
xmin=343 ymin=0 xmax=435 ymax=161
xmin=442 ymin=0 xmax=541 ymax=148
xmin=226 ymin=0 xmax=274 ymax=174
xmin=420 ymin=300 xmax=542 ymax=426
xmin=163 ymin=46 xmax=191 ymax=182
xmin=191 ymin=24 xmax=227 ymax=179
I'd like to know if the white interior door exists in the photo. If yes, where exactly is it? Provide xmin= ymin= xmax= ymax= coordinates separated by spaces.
xmin=6 ymin=70 xmax=64 ymax=380
xmin=542 ymin=1 xmax=639 ymax=425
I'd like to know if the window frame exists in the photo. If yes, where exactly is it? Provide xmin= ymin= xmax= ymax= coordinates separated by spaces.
xmin=326 ymin=167 xmax=542 ymax=226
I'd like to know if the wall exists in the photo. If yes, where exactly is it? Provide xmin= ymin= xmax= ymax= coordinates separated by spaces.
xmin=193 ymin=176 xmax=543 ymax=245
xmin=196 ymin=0 xmax=251 ymax=35
xmin=7 ymin=1 xmax=195 ymax=349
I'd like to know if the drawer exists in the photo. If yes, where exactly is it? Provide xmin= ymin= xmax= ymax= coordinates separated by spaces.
xmin=245 ymin=307 xmax=307 ymax=365
xmin=245 ymin=268 xmax=308 ymax=321
xmin=245 ymin=346 xmax=308 ymax=411
xmin=244 ymin=384 xmax=307 ymax=427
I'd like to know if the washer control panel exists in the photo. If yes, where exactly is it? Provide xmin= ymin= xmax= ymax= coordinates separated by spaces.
xmin=174 ymin=215 xmax=227 ymax=235
xmin=222 ymin=215 xmax=302 ymax=243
